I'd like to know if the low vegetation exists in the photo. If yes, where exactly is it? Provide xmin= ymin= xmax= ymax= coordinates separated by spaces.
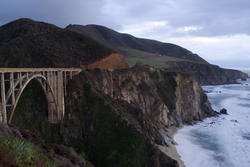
xmin=119 ymin=47 xmax=191 ymax=68
xmin=0 ymin=135 xmax=54 ymax=167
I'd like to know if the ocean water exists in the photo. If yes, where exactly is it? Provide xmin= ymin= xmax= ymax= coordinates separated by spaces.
xmin=174 ymin=71 xmax=250 ymax=167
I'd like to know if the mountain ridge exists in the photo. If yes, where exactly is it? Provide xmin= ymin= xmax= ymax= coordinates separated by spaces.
xmin=66 ymin=24 xmax=208 ymax=64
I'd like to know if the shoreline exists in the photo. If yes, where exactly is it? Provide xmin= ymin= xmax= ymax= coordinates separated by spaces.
xmin=157 ymin=126 xmax=185 ymax=167
xmin=169 ymin=78 xmax=250 ymax=167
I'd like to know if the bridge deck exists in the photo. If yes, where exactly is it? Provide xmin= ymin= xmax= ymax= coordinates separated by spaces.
xmin=0 ymin=68 xmax=82 ymax=72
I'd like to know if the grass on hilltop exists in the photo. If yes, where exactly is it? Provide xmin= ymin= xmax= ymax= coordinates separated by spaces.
xmin=119 ymin=47 xmax=189 ymax=68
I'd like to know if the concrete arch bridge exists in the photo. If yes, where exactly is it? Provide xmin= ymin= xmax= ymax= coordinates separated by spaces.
xmin=0 ymin=68 xmax=81 ymax=124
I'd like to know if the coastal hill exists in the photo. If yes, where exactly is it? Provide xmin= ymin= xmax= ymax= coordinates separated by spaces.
xmin=66 ymin=24 xmax=248 ymax=85
xmin=0 ymin=18 xmax=128 ymax=69
xmin=66 ymin=24 xmax=208 ymax=66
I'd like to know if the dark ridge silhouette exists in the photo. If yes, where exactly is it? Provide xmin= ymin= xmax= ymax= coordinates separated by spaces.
xmin=0 ymin=18 xmax=115 ymax=67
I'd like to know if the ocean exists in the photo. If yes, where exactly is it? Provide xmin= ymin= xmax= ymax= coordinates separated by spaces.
xmin=174 ymin=70 xmax=250 ymax=167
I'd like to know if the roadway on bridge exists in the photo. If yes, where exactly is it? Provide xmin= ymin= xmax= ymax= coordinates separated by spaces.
xmin=0 ymin=68 xmax=82 ymax=72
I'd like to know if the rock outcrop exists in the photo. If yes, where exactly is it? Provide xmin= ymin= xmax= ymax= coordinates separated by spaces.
xmin=150 ymin=148 xmax=179 ymax=167
xmin=85 ymin=63 xmax=215 ymax=130
xmin=220 ymin=108 xmax=228 ymax=115
xmin=164 ymin=61 xmax=248 ymax=85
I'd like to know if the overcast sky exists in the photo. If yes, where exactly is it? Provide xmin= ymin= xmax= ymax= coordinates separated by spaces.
xmin=1 ymin=0 xmax=250 ymax=68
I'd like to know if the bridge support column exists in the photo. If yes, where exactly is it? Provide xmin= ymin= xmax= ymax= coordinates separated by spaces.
xmin=47 ymin=72 xmax=58 ymax=123
xmin=57 ymin=71 xmax=64 ymax=120
xmin=0 ymin=74 xmax=2 ymax=123
xmin=1 ymin=73 xmax=7 ymax=123
xmin=10 ymin=73 xmax=15 ymax=106
xmin=64 ymin=72 xmax=67 ymax=97
xmin=18 ymin=72 xmax=23 ymax=88
xmin=47 ymin=92 xmax=57 ymax=123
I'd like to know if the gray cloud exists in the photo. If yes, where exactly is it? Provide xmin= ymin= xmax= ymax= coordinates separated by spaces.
xmin=1 ymin=0 xmax=250 ymax=67
xmin=1 ymin=0 xmax=250 ymax=36
xmin=0 ymin=0 xmax=108 ymax=27
xmin=106 ymin=0 xmax=250 ymax=36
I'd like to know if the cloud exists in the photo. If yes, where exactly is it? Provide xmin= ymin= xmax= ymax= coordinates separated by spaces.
xmin=176 ymin=26 xmax=203 ymax=33
xmin=120 ymin=22 xmax=203 ymax=38
xmin=1 ymin=0 xmax=250 ymax=67
xmin=165 ymin=34 xmax=250 ymax=66
xmin=0 ymin=0 xmax=108 ymax=27
xmin=113 ymin=0 xmax=250 ymax=37
xmin=1 ymin=0 xmax=250 ymax=36
xmin=120 ymin=21 xmax=168 ymax=36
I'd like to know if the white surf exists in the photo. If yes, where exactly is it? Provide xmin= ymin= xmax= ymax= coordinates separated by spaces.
xmin=174 ymin=70 xmax=250 ymax=167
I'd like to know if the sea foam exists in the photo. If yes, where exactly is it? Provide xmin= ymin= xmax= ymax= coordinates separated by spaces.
xmin=174 ymin=77 xmax=250 ymax=167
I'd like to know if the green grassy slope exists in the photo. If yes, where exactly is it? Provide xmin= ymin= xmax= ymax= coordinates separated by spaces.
xmin=119 ymin=47 xmax=195 ymax=68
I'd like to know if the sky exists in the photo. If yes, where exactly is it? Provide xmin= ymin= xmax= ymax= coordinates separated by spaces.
xmin=1 ymin=0 xmax=250 ymax=68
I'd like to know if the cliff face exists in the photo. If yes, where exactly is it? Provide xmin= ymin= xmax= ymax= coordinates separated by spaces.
xmin=84 ymin=64 xmax=215 ymax=145
xmin=164 ymin=61 xmax=248 ymax=85
xmin=81 ymin=64 xmax=216 ymax=166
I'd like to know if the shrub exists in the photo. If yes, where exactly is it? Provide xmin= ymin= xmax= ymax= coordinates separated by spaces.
xmin=0 ymin=135 xmax=54 ymax=167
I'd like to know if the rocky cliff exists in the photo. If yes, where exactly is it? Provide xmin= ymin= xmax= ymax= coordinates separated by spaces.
xmin=84 ymin=63 xmax=215 ymax=143
xmin=164 ymin=61 xmax=248 ymax=85
xmin=81 ymin=63 xmax=216 ymax=166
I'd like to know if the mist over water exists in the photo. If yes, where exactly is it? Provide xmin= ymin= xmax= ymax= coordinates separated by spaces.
xmin=174 ymin=70 xmax=250 ymax=167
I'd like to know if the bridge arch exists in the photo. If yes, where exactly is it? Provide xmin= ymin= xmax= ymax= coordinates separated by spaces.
xmin=7 ymin=74 xmax=59 ymax=124
xmin=0 ymin=68 xmax=81 ymax=124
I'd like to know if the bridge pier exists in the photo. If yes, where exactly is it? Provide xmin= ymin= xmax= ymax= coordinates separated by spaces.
xmin=1 ymin=73 xmax=7 ymax=123
xmin=0 ymin=68 xmax=81 ymax=124
xmin=57 ymin=71 xmax=64 ymax=120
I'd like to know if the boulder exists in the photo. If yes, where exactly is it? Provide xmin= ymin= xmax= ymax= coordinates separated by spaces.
xmin=220 ymin=108 xmax=228 ymax=115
